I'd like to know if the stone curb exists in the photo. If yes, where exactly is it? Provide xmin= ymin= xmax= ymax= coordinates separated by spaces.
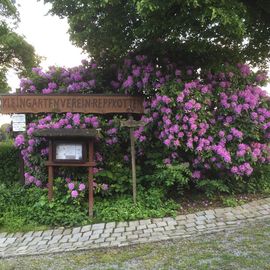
xmin=0 ymin=197 xmax=269 ymax=258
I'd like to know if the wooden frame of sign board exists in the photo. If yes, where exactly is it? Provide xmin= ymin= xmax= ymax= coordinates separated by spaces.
xmin=33 ymin=128 xmax=97 ymax=217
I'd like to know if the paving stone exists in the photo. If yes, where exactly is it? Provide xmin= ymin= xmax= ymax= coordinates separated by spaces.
xmin=175 ymin=215 xmax=186 ymax=221
xmin=184 ymin=223 xmax=195 ymax=228
xmin=205 ymin=214 xmax=216 ymax=220
xmin=137 ymin=225 xmax=147 ymax=230
xmin=205 ymin=220 xmax=215 ymax=224
xmin=139 ymin=219 xmax=151 ymax=225
xmin=106 ymin=237 xmax=116 ymax=242
xmin=164 ymin=226 xmax=176 ymax=231
xmin=204 ymin=210 xmax=215 ymax=215
xmin=125 ymin=226 xmax=136 ymax=232
xmin=116 ymin=222 xmax=128 ymax=228
xmin=177 ymin=220 xmax=187 ymax=226
xmin=92 ymin=223 xmax=105 ymax=230
xmin=175 ymin=225 xmax=186 ymax=231
xmin=42 ymin=230 xmax=54 ymax=237
xmin=163 ymin=217 xmax=176 ymax=223
xmin=94 ymin=238 xmax=106 ymax=244
xmin=81 ymin=225 xmax=92 ymax=233
xmin=216 ymin=222 xmax=226 ymax=227
xmin=167 ymin=220 xmax=178 ymax=226
xmin=127 ymin=235 xmax=139 ymax=240
xmin=48 ymin=235 xmax=62 ymax=245
xmin=71 ymin=233 xmax=82 ymax=240
xmin=259 ymin=210 xmax=269 ymax=215
xmin=185 ymin=227 xmax=197 ymax=232
xmin=62 ymin=229 xmax=72 ymax=235
xmin=147 ymin=224 xmax=157 ymax=229
xmin=151 ymin=218 xmax=163 ymax=223
xmin=103 ymin=228 xmax=114 ymax=234
xmin=153 ymin=227 xmax=165 ymax=232
xmin=0 ymin=233 xmax=8 ymax=238
xmin=32 ymin=231 xmax=43 ymax=237
xmin=156 ymin=221 xmax=167 ymax=227
xmin=195 ymin=211 xmax=205 ymax=217
xmin=92 ymin=229 xmax=103 ymax=235
xmin=206 ymin=223 xmax=216 ymax=228
xmin=116 ymin=236 xmax=127 ymax=242
xmin=72 ymin=227 xmax=81 ymax=234
xmin=143 ymin=228 xmax=153 ymax=234
xmin=134 ymin=230 xmax=144 ymax=235
xmin=101 ymin=233 xmax=111 ymax=239
xmin=196 ymin=225 xmax=206 ymax=230
xmin=185 ymin=214 xmax=196 ymax=219
xmin=98 ymin=242 xmax=111 ymax=248
xmin=105 ymin=222 xmax=116 ymax=229
xmin=195 ymin=220 xmax=206 ymax=225
xmin=82 ymin=231 xmax=92 ymax=238
xmin=114 ymin=227 xmax=125 ymax=233
xmin=128 ymin=221 xmax=139 ymax=227
xmin=195 ymin=215 xmax=207 ymax=221
xmin=52 ymin=229 xmax=64 ymax=236
xmin=59 ymin=235 xmax=70 ymax=243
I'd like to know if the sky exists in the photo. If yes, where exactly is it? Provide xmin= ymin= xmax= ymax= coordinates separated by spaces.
xmin=1 ymin=0 xmax=87 ymax=125
xmin=0 ymin=0 xmax=270 ymax=126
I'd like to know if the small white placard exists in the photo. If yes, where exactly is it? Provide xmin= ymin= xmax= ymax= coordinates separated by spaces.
xmin=12 ymin=122 xmax=26 ymax=132
xmin=12 ymin=114 xmax=26 ymax=123
xmin=56 ymin=144 xmax=83 ymax=160
xmin=12 ymin=114 xmax=26 ymax=132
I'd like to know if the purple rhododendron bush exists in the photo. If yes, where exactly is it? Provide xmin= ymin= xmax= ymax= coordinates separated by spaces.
xmin=15 ymin=56 xmax=270 ymax=197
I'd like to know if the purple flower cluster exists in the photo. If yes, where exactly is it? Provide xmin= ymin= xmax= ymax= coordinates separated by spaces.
xmin=20 ymin=61 xmax=97 ymax=94
xmin=16 ymin=57 xmax=270 ymax=188
xmin=66 ymin=178 xmax=86 ymax=198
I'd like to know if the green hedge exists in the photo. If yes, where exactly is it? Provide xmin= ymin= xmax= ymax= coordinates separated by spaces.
xmin=0 ymin=141 xmax=20 ymax=184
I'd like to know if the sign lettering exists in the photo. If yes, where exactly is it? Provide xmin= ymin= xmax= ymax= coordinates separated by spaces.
xmin=0 ymin=94 xmax=144 ymax=114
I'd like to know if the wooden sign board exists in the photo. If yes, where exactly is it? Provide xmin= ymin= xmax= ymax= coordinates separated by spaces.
xmin=0 ymin=94 xmax=144 ymax=114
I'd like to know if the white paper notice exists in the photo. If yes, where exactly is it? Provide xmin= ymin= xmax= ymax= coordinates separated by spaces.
xmin=56 ymin=144 xmax=83 ymax=160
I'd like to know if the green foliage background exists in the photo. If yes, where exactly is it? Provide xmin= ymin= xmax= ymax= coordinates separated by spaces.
xmin=0 ymin=141 xmax=19 ymax=184
xmin=0 ymin=0 xmax=39 ymax=93
xmin=44 ymin=0 xmax=270 ymax=68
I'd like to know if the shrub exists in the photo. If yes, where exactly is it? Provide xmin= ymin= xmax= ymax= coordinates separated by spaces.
xmin=14 ymin=57 xmax=270 ymax=197
xmin=0 ymin=141 xmax=19 ymax=184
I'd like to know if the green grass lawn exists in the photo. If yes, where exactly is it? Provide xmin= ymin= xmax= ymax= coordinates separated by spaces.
xmin=1 ymin=218 xmax=269 ymax=270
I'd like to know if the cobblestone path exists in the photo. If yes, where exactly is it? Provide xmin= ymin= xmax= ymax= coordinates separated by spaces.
xmin=0 ymin=197 xmax=269 ymax=258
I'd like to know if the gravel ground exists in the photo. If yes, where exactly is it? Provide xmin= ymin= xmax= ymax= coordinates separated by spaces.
xmin=1 ymin=219 xmax=270 ymax=270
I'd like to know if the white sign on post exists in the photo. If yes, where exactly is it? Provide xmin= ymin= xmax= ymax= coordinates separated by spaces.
xmin=12 ymin=114 xmax=26 ymax=132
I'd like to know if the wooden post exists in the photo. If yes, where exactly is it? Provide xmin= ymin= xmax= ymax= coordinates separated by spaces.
xmin=88 ymin=140 xmax=94 ymax=217
xmin=130 ymin=126 xmax=137 ymax=204
xmin=48 ymin=139 xmax=54 ymax=201
xmin=121 ymin=116 xmax=146 ymax=204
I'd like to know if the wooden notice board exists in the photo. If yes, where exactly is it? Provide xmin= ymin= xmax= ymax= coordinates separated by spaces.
xmin=0 ymin=94 xmax=144 ymax=114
